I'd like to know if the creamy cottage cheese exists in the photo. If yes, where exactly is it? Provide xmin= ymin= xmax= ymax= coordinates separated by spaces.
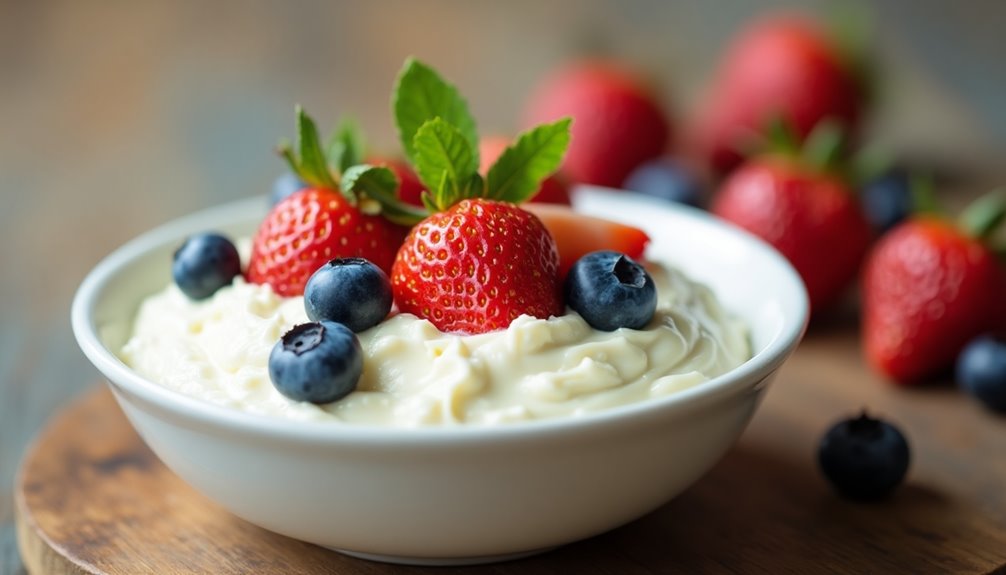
xmin=120 ymin=261 xmax=749 ymax=426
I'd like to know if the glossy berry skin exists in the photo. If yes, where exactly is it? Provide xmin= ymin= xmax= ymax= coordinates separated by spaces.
xmin=391 ymin=199 xmax=562 ymax=334
xmin=247 ymin=188 xmax=408 ymax=296
xmin=863 ymin=218 xmax=1006 ymax=384
xmin=524 ymin=203 xmax=650 ymax=280
xmin=623 ymin=159 xmax=705 ymax=208
xmin=523 ymin=61 xmax=670 ymax=188
xmin=565 ymin=251 xmax=657 ymax=331
xmin=479 ymin=136 xmax=571 ymax=205
xmin=861 ymin=169 xmax=912 ymax=234
xmin=172 ymin=233 xmax=242 ymax=300
xmin=268 ymin=321 xmax=363 ymax=404
xmin=712 ymin=156 xmax=872 ymax=312
xmin=270 ymin=172 xmax=306 ymax=207
xmin=818 ymin=413 xmax=910 ymax=500
xmin=693 ymin=16 xmax=862 ymax=174
xmin=956 ymin=335 xmax=1006 ymax=411
xmin=304 ymin=258 xmax=393 ymax=333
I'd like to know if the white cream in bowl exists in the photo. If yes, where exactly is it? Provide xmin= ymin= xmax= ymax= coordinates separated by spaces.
xmin=120 ymin=259 xmax=749 ymax=426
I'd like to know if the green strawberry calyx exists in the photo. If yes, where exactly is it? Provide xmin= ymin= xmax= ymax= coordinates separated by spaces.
xmin=392 ymin=57 xmax=572 ymax=214
xmin=760 ymin=115 xmax=848 ymax=176
xmin=959 ymin=190 xmax=1006 ymax=242
xmin=277 ymin=106 xmax=427 ymax=226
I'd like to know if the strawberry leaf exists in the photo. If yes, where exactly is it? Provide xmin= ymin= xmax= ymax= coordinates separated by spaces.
xmin=412 ymin=118 xmax=480 ymax=211
xmin=296 ymin=106 xmax=338 ymax=189
xmin=802 ymin=119 xmax=845 ymax=173
xmin=960 ymin=190 xmax=1006 ymax=240
xmin=341 ymin=164 xmax=427 ymax=226
xmin=486 ymin=118 xmax=572 ymax=203
xmin=764 ymin=114 xmax=802 ymax=157
xmin=393 ymin=58 xmax=479 ymax=164
xmin=327 ymin=118 xmax=365 ymax=175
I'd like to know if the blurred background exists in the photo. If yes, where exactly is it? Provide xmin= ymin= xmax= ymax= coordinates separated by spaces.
xmin=1 ymin=0 xmax=1004 ymax=570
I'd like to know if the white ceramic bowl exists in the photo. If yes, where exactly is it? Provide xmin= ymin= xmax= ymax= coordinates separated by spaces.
xmin=71 ymin=187 xmax=808 ymax=565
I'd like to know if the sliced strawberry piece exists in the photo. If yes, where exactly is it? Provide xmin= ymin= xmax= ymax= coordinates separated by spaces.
xmin=523 ymin=203 xmax=650 ymax=279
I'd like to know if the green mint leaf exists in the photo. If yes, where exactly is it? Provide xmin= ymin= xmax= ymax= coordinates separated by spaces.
xmin=486 ymin=118 xmax=572 ymax=203
xmin=393 ymin=57 xmax=478 ymax=164
xmin=412 ymin=117 xmax=479 ymax=211
xmin=327 ymin=118 xmax=366 ymax=175
xmin=296 ymin=106 xmax=337 ymax=189
xmin=341 ymin=164 xmax=427 ymax=226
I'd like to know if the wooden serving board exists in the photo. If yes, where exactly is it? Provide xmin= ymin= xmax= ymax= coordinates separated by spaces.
xmin=15 ymin=311 xmax=1006 ymax=574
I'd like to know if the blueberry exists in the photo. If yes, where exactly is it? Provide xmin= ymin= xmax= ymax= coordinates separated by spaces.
xmin=861 ymin=168 xmax=912 ymax=234
xmin=622 ymin=159 xmax=705 ymax=208
xmin=268 ymin=321 xmax=363 ymax=404
xmin=304 ymin=258 xmax=393 ymax=332
xmin=818 ymin=412 xmax=910 ymax=500
xmin=956 ymin=335 xmax=1006 ymax=412
xmin=270 ymin=172 xmax=306 ymax=206
xmin=565 ymin=251 xmax=657 ymax=331
xmin=172 ymin=233 xmax=242 ymax=300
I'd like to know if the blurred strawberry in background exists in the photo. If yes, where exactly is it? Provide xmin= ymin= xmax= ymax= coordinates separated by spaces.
xmin=479 ymin=136 xmax=571 ymax=204
xmin=691 ymin=14 xmax=865 ymax=175
xmin=862 ymin=192 xmax=1006 ymax=384
xmin=522 ymin=61 xmax=671 ymax=188
xmin=712 ymin=121 xmax=872 ymax=313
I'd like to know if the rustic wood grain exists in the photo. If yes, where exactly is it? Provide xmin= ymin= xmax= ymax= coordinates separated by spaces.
xmin=14 ymin=309 xmax=1006 ymax=574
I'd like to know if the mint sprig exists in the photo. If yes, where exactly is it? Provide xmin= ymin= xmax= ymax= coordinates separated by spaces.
xmin=412 ymin=118 xmax=481 ymax=211
xmin=393 ymin=57 xmax=479 ymax=165
xmin=486 ymin=118 xmax=572 ymax=203
xmin=390 ymin=57 xmax=571 ymax=213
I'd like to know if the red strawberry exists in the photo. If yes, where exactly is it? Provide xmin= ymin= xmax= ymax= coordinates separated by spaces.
xmin=479 ymin=136 xmax=571 ymax=205
xmin=392 ymin=199 xmax=562 ymax=334
xmin=247 ymin=107 xmax=410 ymax=296
xmin=691 ymin=15 xmax=863 ymax=174
xmin=247 ymin=188 xmax=407 ymax=296
xmin=712 ymin=136 xmax=871 ymax=312
xmin=388 ymin=58 xmax=573 ymax=333
xmin=863 ymin=195 xmax=1006 ymax=384
xmin=522 ymin=61 xmax=670 ymax=188
xmin=523 ymin=203 xmax=649 ymax=279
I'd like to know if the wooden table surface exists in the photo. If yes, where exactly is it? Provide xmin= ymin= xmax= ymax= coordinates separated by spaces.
xmin=2 ymin=2 xmax=1005 ymax=574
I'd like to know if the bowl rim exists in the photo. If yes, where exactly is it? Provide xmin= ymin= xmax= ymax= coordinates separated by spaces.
xmin=71 ymin=187 xmax=809 ymax=446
